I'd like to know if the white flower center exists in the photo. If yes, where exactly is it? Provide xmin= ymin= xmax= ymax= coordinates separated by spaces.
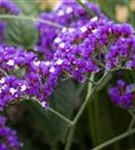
xmin=56 ymin=59 xmax=63 ymax=65
xmin=49 ymin=66 xmax=55 ymax=73
xmin=80 ymin=26 xmax=87 ymax=33
xmin=7 ymin=59 xmax=14 ymax=66
xmin=0 ymin=78 xmax=5 ymax=84
xmin=66 ymin=7 xmax=73 ymax=14
xmin=54 ymin=37 xmax=62 ymax=43
xmin=59 ymin=42 xmax=65 ymax=48
xmin=21 ymin=84 xmax=27 ymax=92
xmin=9 ymin=88 xmax=17 ymax=95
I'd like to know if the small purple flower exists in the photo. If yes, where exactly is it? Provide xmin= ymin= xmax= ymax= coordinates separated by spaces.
xmin=0 ymin=0 xmax=20 ymax=14
xmin=0 ymin=115 xmax=23 ymax=150
xmin=0 ymin=75 xmax=27 ymax=110
xmin=108 ymin=80 xmax=134 ymax=108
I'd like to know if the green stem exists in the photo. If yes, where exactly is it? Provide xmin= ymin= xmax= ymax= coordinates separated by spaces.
xmin=25 ymin=72 xmax=109 ymax=150
xmin=31 ymin=97 xmax=73 ymax=126
xmin=73 ymin=73 xmax=95 ymax=125
xmin=27 ymin=71 xmax=109 ymax=150
xmin=64 ymin=73 xmax=95 ymax=150
xmin=128 ymin=110 xmax=135 ymax=130
xmin=76 ymin=0 xmax=95 ymax=17
xmin=128 ymin=118 xmax=135 ymax=130
xmin=74 ymin=87 xmax=95 ymax=125
xmin=48 ymin=107 xmax=73 ymax=126
xmin=0 ymin=14 xmax=64 ymax=28
xmin=87 ymin=77 xmax=97 ymax=86
xmin=97 ymin=71 xmax=109 ymax=84
xmin=31 ymin=72 xmax=108 ymax=150
xmin=64 ymin=126 xmax=76 ymax=150
xmin=64 ymin=72 xmax=109 ymax=150
xmin=128 ymin=109 xmax=135 ymax=118
xmin=0 ymin=67 xmax=8 ymax=77
xmin=92 ymin=128 xmax=135 ymax=150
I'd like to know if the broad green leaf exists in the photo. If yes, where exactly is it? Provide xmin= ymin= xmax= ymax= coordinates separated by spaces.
xmin=21 ymin=139 xmax=38 ymax=150
xmin=24 ymin=79 xmax=77 ymax=145
xmin=88 ymin=88 xmax=133 ymax=149
xmin=88 ymin=93 xmax=116 ymax=147
xmin=13 ymin=0 xmax=38 ymax=16
xmin=4 ymin=18 xmax=38 ymax=50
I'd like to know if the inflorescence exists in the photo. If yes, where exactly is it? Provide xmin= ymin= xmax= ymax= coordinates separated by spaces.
xmin=1 ymin=0 xmax=135 ymax=148
xmin=109 ymin=80 xmax=134 ymax=109
xmin=1 ymin=0 xmax=135 ymax=110
xmin=36 ymin=0 xmax=135 ymax=109
xmin=36 ymin=0 xmax=106 ymax=60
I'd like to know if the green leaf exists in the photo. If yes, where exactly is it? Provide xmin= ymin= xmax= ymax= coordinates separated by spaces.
xmin=21 ymin=139 xmax=38 ymax=150
xmin=97 ymin=73 xmax=112 ymax=91
xmin=88 ymin=93 xmax=115 ymax=147
xmin=2 ymin=0 xmax=39 ymax=49
xmin=25 ymin=79 xmax=77 ymax=146
xmin=4 ymin=18 xmax=38 ymax=50
xmin=87 ymin=90 xmax=131 ymax=149
xmin=13 ymin=0 xmax=38 ymax=16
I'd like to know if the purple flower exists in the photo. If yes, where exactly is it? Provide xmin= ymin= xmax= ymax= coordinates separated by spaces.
xmin=108 ymin=80 xmax=134 ymax=108
xmin=0 ymin=0 xmax=20 ymax=14
xmin=0 ymin=115 xmax=23 ymax=150
xmin=36 ymin=1 xmax=106 ymax=60
xmin=0 ymin=143 xmax=8 ymax=150
xmin=105 ymin=36 xmax=135 ymax=70
xmin=0 ymin=75 xmax=27 ymax=110
xmin=0 ymin=46 xmax=37 ymax=73
xmin=1 ymin=1 xmax=135 ymax=110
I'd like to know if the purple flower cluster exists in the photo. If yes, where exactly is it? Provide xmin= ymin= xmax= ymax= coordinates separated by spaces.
xmin=0 ymin=46 xmax=37 ymax=73
xmin=0 ymin=0 xmax=20 ymax=14
xmin=105 ymin=31 xmax=135 ymax=70
xmin=1 ymin=18 xmax=135 ymax=109
xmin=0 ymin=45 xmax=62 ymax=109
xmin=53 ymin=21 xmax=99 ymax=82
xmin=0 ymin=115 xmax=23 ymax=150
xmin=24 ymin=60 xmax=61 ymax=106
xmin=2 ymin=0 xmax=135 ymax=149
xmin=108 ymin=80 xmax=134 ymax=108
xmin=0 ymin=46 xmax=37 ymax=109
xmin=36 ymin=0 xmax=105 ymax=60
xmin=0 ymin=0 xmax=135 ymax=111
xmin=53 ymin=18 xmax=135 ymax=81
xmin=0 ymin=75 xmax=27 ymax=111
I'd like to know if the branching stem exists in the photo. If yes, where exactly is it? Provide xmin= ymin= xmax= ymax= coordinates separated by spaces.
xmin=76 ymin=0 xmax=95 ymax=16
xmin=64 ymin=72 xmax=109 ymax=150
xmin=48 ymin=107 xmax=73 ymax=126
xmin=0 ymin=14 xmax=64 ymax=28
xmin=91 ymin=128 xmax=135 ymax=150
